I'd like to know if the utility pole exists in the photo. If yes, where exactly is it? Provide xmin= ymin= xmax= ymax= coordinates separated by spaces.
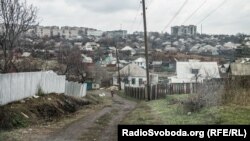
xmin=142 ymin=0 xmax=150 ymax=101
xmin=116 ymin=44 xmax=121 ymax=90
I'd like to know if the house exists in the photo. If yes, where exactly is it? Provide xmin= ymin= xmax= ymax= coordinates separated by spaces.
xmin=82 ymin=54 xmax=93 ymax=63
xmin=100 ymin=53 xmax=116 ymax=66
xmin=228 ymin=62 xmax=250 ymax=87
xmin=198 ymin=45 xmax=219 ymax=56
xmin=121 ymin=46 xmax=136 ymax=56
xmin=229 ymin=63 xmax=250 ymax=76
xmin=169 ymin=60 xmax=220 ymax=84
xmin=21 ymin=52 xmax=31 ymax=57
xmin=74 ymin=42 xmax=83 ymax=47
xmin=223 ymin=42 xmax=239 ymax=49
xmin=113 ymin=63 xmax=158 ymax=88
xmin=152 ymin=61 xmax=162 ymax=66
xmin=84 ymin=42 xmax=100 ymax=51
xmin=108 ymin=47 xmax=117 ymax=53
xmin=118 ymin=60 xmax=129 ymax=68
xmin=132 ymin=57 xmax=146 ymax=69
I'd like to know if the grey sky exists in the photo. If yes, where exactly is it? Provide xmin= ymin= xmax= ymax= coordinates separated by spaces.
xmin=27 ymin=0 xmax=250 ymax=35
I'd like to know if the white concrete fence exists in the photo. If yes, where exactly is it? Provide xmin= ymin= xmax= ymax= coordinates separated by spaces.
xmin=0 ymin=71 xmax=87 ymax=106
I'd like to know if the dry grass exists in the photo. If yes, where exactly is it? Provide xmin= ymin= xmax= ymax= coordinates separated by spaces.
xmin=121 ymin=94 xmax=250 ymax=125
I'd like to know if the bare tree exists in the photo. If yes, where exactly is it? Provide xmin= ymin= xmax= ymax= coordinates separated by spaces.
xmin=0 ymin=0 xmax=37 ymax=73
xmin=61 ymin=47 xmax=86 ymax=82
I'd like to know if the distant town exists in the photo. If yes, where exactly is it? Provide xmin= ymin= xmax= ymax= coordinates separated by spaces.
xmin=1 ymin=24 xmax=249 ymax=84
xmin=1 ymin=0 xmax=250 ymax=140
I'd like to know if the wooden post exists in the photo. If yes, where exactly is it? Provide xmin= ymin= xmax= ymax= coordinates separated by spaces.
xmin=155 ymin=85 xmax=158 ymax=99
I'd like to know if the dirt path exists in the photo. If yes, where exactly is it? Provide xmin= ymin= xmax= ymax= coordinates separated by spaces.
xmin=42 ymin=93 xmax=136 ymax=141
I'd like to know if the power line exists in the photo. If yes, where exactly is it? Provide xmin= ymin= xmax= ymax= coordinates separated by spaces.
xmin=146 ymin=0 xmax=153 ymax=9
xmin=182 ymin=0 xmax=207 ymax=25
xmin=129 ymin=2 xmax=142 ymax=32
xmin=130 ymin=0 xmax=153 ymax=32
xmin=196 ymin=0 xmax=227 ymax=25
xmin=136 ymin=19 xmax=143 ymax=31
xmin=162 ymin=0 xmax=189 ymax=32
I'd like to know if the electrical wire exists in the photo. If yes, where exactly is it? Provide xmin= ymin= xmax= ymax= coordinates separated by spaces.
xmin=129 ymin=1 xmax=142 ymax=32
xmin=182 ymin=0 xmax=207 ymax=25
xmin=146 ymin=0 xmax=153 ymax=9
xmin=162 ymin=0 xmax=189 ymax=32
xmin=196 ymin=0 xmax=227 ymax=25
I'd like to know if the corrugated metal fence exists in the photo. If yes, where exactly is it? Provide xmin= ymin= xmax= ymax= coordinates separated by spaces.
xmin=65 ymin=81 xmax=87 ymax=97
xmin=0 ymin=71 xmax=87 ymax=105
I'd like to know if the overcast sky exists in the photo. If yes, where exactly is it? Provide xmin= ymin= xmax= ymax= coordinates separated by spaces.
xmin=26 ymin=0 xmax=250 ymax=35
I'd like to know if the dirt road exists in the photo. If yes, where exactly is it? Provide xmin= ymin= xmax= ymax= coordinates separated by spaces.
xmin=42 ymin=93 xmax=136 ymax=141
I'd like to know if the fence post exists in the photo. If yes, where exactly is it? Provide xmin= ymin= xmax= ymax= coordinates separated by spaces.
xmin=150 ymin=85 xmax=152 ymax=100
xmin=155 ymin=85 xmax=158 ymax=99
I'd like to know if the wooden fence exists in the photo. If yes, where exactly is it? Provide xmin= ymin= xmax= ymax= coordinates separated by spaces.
xmin=124 ymin=80 xmax=227 ymax=100
xmin=124 ymin=85 xmax=166 ymax=100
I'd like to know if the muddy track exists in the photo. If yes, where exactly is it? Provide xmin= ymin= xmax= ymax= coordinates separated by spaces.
xmin=43 ymin=94 xmax=136 ymax=141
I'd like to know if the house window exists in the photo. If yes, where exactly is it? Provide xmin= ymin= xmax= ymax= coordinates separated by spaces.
xmin=132 ymin=78 xmax=136 ymax=85
xmin=191 ymin=69 xmax=199 ymax=74
xmin=139 ymin=79 xmax=143 ymax=85
xmin=124 ymin=77 xmax=129 ymax=84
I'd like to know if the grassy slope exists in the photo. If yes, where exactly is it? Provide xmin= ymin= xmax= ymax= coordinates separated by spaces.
xmin=122 ymin=94 xmax=250 ymax=125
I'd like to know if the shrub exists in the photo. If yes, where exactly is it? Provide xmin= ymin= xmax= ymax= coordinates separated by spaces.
xmin=183 ymin=81 xmax=224 ymax=112
xmin=223 ymin=78 xmax=250 ymax=106
xmin=36 ymin=86 xmax=45 ymax=96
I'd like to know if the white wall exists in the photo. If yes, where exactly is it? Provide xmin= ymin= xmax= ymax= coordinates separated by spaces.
xmin=92 ymin=83 xmax=100 ymax=90
xmin=0 ymin=71 xmax=65 ymax=105
xmin=133 ymin=61 xmax=146 ymax=69
xmin=65 ymin=81 xmax=87 ymax=97
xmin=113 ymin=76 xmax=146 ymax=88
xmin=0 ymin=71 xmax=87 ymax=106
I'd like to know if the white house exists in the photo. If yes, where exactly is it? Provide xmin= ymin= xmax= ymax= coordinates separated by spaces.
xmin=113 ymin=63 xmax=158 ymax=88
xmin=223 ymin=42 xmax=239 ymax=49
xmin=100 ymin=53 xmax=116 ymax=66
xmin=169 ymin=60 xmax=220 ymax=84
xmin=152 ymin=61 xmax=162 ymax=66
xmin=198 ymin=45 xmax=219 ymax=56
xmin=21 ymin=52 xmax=31 ymax=57
xmin=117 ymin=60 xmax=129 ymax=68
xmin=164 ymin=46 xmax=178 ymax=53
xmin=81 ymin=54 xmax=93 ymax=63
xmin=132 ymin=57 xmax=146 ymax=69
xmin=84 ymin=42 xmax=100 ymax=51
xmin=121 ymin=46 xmax=136 ymax=56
